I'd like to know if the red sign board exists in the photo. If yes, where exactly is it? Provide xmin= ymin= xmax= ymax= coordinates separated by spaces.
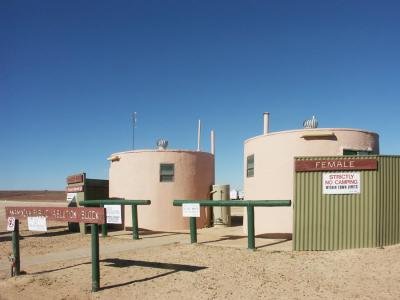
xmin=67 ymin=174 xmax=84 ymax=184
xmin=5 ymin=207 xmax=105 ymax=224
xmin=66 ymin=185 xmax=84 ymax=192
xmin=295 ymin=159 xmax=378 ymax=172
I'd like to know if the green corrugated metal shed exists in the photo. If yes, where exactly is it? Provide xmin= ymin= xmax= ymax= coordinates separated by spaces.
xmin=293 ymin=156 xmax=400 ymax=251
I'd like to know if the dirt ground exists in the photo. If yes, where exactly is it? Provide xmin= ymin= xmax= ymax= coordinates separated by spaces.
xmin=0 ymin=191 xmax=65 ymax=202
xmin=1 ymin=202 xmax=400 ymax=299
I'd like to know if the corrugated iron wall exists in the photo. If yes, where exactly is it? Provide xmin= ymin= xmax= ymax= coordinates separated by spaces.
xmin=294 ymin=156 xmax=379 ymax=251
xmin=378 ymin=156 xmax=400 ymax=247
xmin=294 ymin=156 xmax=400 ymax=251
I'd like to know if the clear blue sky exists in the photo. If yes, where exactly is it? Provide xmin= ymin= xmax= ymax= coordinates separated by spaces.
xmin=1 ymin=1 xmax=399 ymax=190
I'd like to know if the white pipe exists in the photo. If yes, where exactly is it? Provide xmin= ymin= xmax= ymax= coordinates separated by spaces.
xmin=263 ymin=112 xmax=270 ymax=134
xmin=197 ymin=119 xmax=201 ymax=151
xmin=211 ymin=129 xmax=215 ymax=155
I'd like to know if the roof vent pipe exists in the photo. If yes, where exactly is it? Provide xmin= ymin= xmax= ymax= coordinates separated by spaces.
xmin=211 ymin=129 xmax=215 ymax=155
xmin=303 ymin=115 xmax=318 ymax=129
xmin=197 ymin=119 xmax=201 ymax=151
xmin=157 ymin=139 xmax=168 ymax=150
xmin=263 ymin=112 xmax=270 ymax=134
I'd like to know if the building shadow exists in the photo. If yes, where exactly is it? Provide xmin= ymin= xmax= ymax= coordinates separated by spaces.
xmin=256 ymin=233 xmax=292 ymax=240
xmin=199 ymin=235 xmax=245 ymax=244
xmin=21 ymin=229 xmax=75 ymax=238
xmin=111 ymin=229 xmax=188 ymax=239
xmin=0 ymin=226 xmax=69 ymax=241
xmin=0 ymin=229 xmax=74 ymax=242
xmin=256 ymin=239 xmax=291 ymax=249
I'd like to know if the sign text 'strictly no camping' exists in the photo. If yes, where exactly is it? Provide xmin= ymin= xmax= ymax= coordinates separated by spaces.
xmin=323 ymin=172 xmax=361 ymax=194
xmin=295 ymin=159 xmax=377 ymax=172
xmin=5 ymin=207 xmax=105 ymax=224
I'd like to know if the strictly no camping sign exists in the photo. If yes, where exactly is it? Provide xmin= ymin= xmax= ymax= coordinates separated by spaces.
xmin=323 ymin=172 xmax=361 ymax=194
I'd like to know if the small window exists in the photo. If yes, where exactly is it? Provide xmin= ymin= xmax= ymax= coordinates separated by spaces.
xmin=247 ymin=155 xmax=254 ymax=178
xmin=343 ymin=149 xmax=373 ymax=156
xmin=160 ymin=164 xmax=174 ymax=182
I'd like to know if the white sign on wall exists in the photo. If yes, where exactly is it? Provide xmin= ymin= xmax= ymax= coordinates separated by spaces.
xmin=104 ymin=205 xmax=122 ymax=224
xmin=27 ymin=216 xmax=47 ymax=232
xmin=323 ymin=172 xmax=361 ymax=194
xmin=182 ymin=203 xmax=200 ymax=217
xmin=66 ymin=193 xmax=77 ymax=203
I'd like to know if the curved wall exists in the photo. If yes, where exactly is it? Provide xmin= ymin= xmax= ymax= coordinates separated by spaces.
xmin=109 ymin=150 xmax=214 ymax=231
xmin=243 ymin=128 xmax=379 ymax=234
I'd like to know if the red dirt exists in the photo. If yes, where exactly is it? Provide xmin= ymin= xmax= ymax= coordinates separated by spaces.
xmin=0 ymin=191 xmax=66 ymax=202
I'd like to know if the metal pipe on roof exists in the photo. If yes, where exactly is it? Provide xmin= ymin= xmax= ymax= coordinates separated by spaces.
xmin=263 ymin=112 xmax=270 ymax=134
xmin=197 ymin=119 xmax=201 ymax=151
xmin=211 ymin=129 xmax=215 ymax=155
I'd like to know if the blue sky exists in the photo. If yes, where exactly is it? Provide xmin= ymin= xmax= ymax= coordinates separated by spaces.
xmin=1 ymin=0 xmax=399 ymax=190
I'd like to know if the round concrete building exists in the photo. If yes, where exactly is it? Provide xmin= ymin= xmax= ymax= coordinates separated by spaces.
xmin=109 ymin=149 xmax=214 ymax=231
xmin=244 ymin=113 xmax=379 ymax=235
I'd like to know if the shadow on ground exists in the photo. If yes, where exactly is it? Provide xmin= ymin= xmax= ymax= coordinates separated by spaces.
xmin=0 ymin=226 xmax=73 ymax=242
xmin=28 ymin=258 xmax=206 ymax=291
xmin=198 ymin=232 xmax=292 ymax=249
xmin=100 ymin=258 xmax=207 ymax=290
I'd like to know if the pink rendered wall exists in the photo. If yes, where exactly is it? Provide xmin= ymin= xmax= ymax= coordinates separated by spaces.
xmin=109 ymin=150 xmax=214 ymax=231
xmin=243 ymin=128 xmax=379 ymax=235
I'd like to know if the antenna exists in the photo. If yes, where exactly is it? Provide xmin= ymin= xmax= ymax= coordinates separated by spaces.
xmin=132 ymin=112 xmax=137 ymax=150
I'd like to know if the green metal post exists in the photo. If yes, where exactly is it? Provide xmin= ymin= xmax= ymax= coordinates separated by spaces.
xmin=101 ymin=205 xmax=108 ymax=237
xmin=91 ymin=224 xmax=100 ymax=292
xmin=12 ymin=220 xmax=20 ymax=276
xmin=190 ymin=217 xmax=197 ymax=243
xmin=132 ymin=205 xmax=139 ymax=240
xmin=247 ymin=206 xmax=255 ymax=250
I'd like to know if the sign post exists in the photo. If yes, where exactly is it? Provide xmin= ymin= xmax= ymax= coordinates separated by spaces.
xmin=189 ymin=217 xmax=197 ymax=243
xmin=182 ymin=203 xmax=200 ymax=244
xmin=12 ymin=220 xmax=20 ymax=276
xmin=5 ymin=206 xmax=105 ymax=292
xmin=132 ymin=205 xmax=139 ymax=240
xmin=91 ymin=223 xmax=100 ymax=292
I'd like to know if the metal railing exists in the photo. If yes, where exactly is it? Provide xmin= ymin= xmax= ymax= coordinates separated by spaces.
xmin=173 ymin=200 xmax=291 ymax=249
xmin=79 ymin=199 xmax=151 ymax=240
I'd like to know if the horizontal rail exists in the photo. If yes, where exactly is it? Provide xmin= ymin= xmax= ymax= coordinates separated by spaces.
xmin=79 ymin=200 xmax=151 ymax=206
xmin=78 ymin=199 xmax=151 ymax=240
xmin=173 ymin=199 xmax=291 ymax=250
xmin=173 ymin=200 xmax=291 ymax=207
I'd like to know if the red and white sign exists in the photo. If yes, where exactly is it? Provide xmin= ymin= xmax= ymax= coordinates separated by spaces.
xmin=295 ymin=159 xmax=377 ymax=172
xmin=6 ymin=207 xmax=106 ymax=224
xmin=7 ymin=217 xmax=15 ymax=231
xmin=67 ymin=174 xmax=84 ymax=184
xmin=323 ymin=172 xmax=361 ymax=194
xmin=66 ymin=185 xmax=84 ymax=192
